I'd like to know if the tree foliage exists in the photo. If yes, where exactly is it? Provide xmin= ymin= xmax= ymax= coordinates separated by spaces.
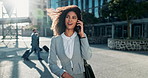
xmin=102 ymin=0 xmax=148 ymax=21
xmin=26 ymin=25 xmax=40 ymax=30
xmin=82 ymin=11 xmax=99 ymax=24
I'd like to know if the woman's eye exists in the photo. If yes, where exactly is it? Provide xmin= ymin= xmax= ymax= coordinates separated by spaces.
xmin=73 ymin=16 xmax=77 ymax=19
xmin=66 ymin=15 xmax=70 ymax=18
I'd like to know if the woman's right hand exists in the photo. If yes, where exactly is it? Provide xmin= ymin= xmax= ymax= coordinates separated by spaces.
xmin=62 ymin=72 xmax=73 ymax=78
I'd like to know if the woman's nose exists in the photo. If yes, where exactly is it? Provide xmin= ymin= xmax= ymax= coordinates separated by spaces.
xmin=68 ymin=18 xmax=72 ymax=21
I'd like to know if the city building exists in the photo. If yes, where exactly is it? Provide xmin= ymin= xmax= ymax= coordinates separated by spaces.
xmin=47 ymin=0 xmax=148 ymax=44
xmin=0 ymin=0 xmax=147 ymax=44
xmin=29 ymin=0 xmax=51 ymax=36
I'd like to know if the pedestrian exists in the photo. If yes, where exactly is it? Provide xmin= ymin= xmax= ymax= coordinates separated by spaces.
xmin=24 ymin=29 xmax=43 ymax=60
xmin=47 ymin=5 xmax=92 ymax=78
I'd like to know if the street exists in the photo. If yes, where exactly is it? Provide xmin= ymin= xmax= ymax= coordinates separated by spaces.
xmin=0 ymin=37 xmax=148 ymax=78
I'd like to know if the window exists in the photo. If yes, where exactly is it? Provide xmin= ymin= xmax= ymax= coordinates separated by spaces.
xmin=78 ymin=0 xmax=81 ymax=9
xmin=51 ymin=0 xmax=58 ymax=8
xmin=44 ymin=11 xmax=46 ymax=16
xmin=107 ymin=26 xmax=112 ymax=36
xmin=102 ymin=27 xmax=105 ymax=36
xmin=95 ymin=8 xmax=99 ymax=17
xmin=73 ymin=0 xmax=76 ymax=5
xmin=89 ymin=0 xmax=92 ymax=8
xmin=38 ymin=5 xmax=41 ymax=8
xmin=95 ymin=0 xmax=98 ymax=7
xmin=89 ymin=9 xmax=92 ymax=13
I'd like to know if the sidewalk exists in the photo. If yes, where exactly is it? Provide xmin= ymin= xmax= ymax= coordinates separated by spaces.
xmin=1 ymin=36 xmax=148 ymax=78
xmin=0 ymin=36 xmax=57 ymax=78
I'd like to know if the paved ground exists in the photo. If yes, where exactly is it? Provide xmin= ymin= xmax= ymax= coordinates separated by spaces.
xmin=0 ymin=36 xmax=148 ymax=78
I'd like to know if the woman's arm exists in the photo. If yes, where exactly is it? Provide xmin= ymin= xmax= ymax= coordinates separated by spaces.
xmin=77 ymin=20 xmax=92 ymax=60
xmin=48 ymin=37 xmax=65 ymax=77
xmin=80 ymin=34 xmax=92 ymax=60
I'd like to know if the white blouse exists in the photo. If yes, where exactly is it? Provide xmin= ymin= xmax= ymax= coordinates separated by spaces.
xmin=61 ymin=32 xmax=77 ymax=68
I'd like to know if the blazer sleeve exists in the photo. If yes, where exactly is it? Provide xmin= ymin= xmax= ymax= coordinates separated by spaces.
xmin=80 ymin=34 xmax=92 ymax=60
xmin=48 ymin=37 xmax=65 ymax=77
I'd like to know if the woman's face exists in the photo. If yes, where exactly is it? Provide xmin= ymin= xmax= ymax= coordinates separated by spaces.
xmin=65 ymin=11 xmax=78 ymax=30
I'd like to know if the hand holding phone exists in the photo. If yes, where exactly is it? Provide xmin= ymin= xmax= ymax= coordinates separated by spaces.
xmin=75 ymin=20 xmax=82 ymax=32
xmin=76 ymin=20 xmax=85 ymax=38
xmin=75 ymin=25 xmax=81 ymax=33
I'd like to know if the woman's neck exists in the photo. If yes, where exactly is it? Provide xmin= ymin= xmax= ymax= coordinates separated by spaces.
xmin=64 ymin=29 xmax=74 ymax=37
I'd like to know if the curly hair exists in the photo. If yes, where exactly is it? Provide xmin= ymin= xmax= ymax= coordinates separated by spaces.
xmin=47 ymin=5 xmax=82 ymax=35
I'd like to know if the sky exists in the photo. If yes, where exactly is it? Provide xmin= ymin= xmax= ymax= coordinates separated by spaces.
xmin=15 ymin=0 xmax=29 ymax=17
xmin=0 ymin=0 xmax=29 ymax=17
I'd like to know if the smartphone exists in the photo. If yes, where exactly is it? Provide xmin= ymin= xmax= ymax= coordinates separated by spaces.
xmin=75 ymin=21 xmax=81 ymax=32
xmin=75 ymin=25 xmax=81 ymax=33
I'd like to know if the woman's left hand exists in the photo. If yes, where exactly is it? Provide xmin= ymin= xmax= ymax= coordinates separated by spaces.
xmin=77 ymin=20 xmax=85 ymax=38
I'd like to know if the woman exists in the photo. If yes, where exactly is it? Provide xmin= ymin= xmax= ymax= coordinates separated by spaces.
xmin=47 ymin=5 xmax=92 ymax=78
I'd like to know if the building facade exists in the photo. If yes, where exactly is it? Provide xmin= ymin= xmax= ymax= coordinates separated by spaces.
xmin=47 ymin=0 xmax=148 ymax=44
xmin=29 ymin=0 xmax=54 ymax=36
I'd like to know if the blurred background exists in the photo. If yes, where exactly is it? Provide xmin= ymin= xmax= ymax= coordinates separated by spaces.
xmin=0 ymin=1 xmax=148 ymax=78
xmin=0 ymin=0 xmax=148 ymax=44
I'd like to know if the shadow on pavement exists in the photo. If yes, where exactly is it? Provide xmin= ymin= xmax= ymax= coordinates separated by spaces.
xmin=23 ymin=60 xmax=54 ymax=78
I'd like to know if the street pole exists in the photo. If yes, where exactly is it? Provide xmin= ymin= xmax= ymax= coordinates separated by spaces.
xmin=2 ymin=5 xmax=5 ymax=39
xmin=15 ymin=7 xmax=18 ymax=48
xmin=112 ymin=24 xmax=115 ymax=39
xmin=15 ymin=8 xmax=18 ymax=39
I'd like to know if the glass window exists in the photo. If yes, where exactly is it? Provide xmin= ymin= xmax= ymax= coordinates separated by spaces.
xmin=94 ymin=26 xmax=97 ymax=36
xmin=115 ymin=26 xmax=122 ymax=38
xmin=95 ymin=8 xmax=99 ymax=18
xmin=51 ymin=0 xmax=58 ymax=8
xmin=133 ymin=25 xmax=142 ymax=39
xmin=100 ymin=0 xmax=103 ymax=7
xmin=103 ymin=27 xmax=105 ymax=36
xmin=107 ymin=26 xmax=112 ymax=36
xmin=73 ymin=0 xmax=76 ymax=5
xmin=64 ymin=1 xmax=68 ymax=6
xmin=108 ymin=0 xmax=111 ymax=2
xmin=89 ymin=9 xmax=92 ymax=13
xmin=38 ymin=5 xmax=41 ymax=8
xmin=95 ymin=0 xmax=98 ymax=7
xmin=123 ymin=25 xmax=128 ymax=38
xmin=89 ymin=0 xmax=92 ymax=8
xmin=94 ymin=27 xmax=100 ymax=36
xmin=68 ymin=0 xmax=71 ymax=5
xmin=61 ymin=1 xmax=64 ymax=6
xmin=69 ymin=0 xmax=73 ymax=5
xmin=78 ymin=0 xmax=81 ymax=9
xmin=44 ymin=11 xmax=46 ymax=16
xmin=83 ymin=0 xmax=86 ymax=11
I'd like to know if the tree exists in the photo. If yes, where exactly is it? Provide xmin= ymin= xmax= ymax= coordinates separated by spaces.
xmin=137 ymin=1 xmax=148 ymax=18
xmin=26 ymin=25 xmax=41 ymax=31
xmin=102 ymin=0 xmax=148 ymax=38
xmin=82 ymin=12 xmax=99 ymax=24
xmin=101 ymin=2 xmax=111 ymax=20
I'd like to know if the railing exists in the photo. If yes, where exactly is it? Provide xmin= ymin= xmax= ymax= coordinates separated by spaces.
xmin=0 ymin=17 xmax=31 ymax=24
